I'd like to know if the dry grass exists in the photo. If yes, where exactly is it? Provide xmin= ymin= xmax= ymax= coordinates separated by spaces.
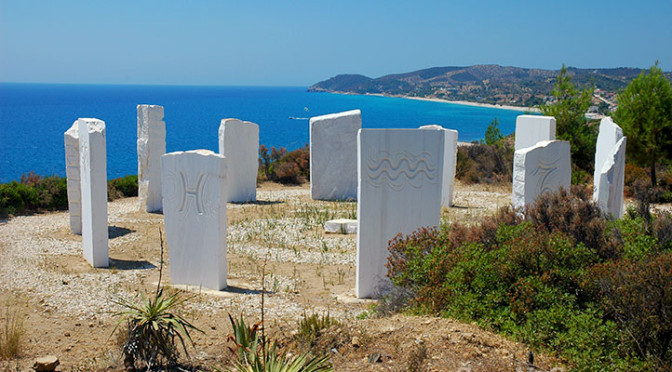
xmin=0 ymin=303 xmax=24 ymax=360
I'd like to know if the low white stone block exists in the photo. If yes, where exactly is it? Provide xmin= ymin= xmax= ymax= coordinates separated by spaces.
xmin=218 ymin=119 xmax=259 ymax=203
xmin=593 ymin=117 xmax=626 ymax=218
xmin=357 ymin=129 xmax=444 ymax=298
xmin=310 ymin=110 xmax=361 ymax=200
xmin=64 ymin=122 xmax=81 ymax=234
xmin=78 ymin=118 xmax=109 ymax=268
xmin=419 ymin=125 xmax=458 ymax=207
xmin=514 ymin=115 xmax=556 ymax=151
xmin=325 ymin=219 xmax=358 ymax=234
xmin=512 ymin=140 xmax=571 ymax=210
xmin=137 ymin=105 xmax=166 ymax=212
xmin=162 ymin=150 xmax=228 ymax=290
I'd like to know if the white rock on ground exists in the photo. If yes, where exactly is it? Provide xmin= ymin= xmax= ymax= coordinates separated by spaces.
xmin=325 ymin=219 xmax=358 ymax=234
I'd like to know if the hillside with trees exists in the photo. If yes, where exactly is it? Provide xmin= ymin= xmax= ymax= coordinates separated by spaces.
xmin=309 ymin=64 xmax=672 ymax=108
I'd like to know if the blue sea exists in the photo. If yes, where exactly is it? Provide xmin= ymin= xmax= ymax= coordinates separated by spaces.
xmin=0 ymin=83 xmax=525 ymax=183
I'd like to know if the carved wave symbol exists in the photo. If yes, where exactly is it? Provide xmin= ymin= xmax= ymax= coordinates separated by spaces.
xmin=366 ymin=151 xmax=438 ymax=190
xmin=532 ymin=158 xmax=562 ymax=195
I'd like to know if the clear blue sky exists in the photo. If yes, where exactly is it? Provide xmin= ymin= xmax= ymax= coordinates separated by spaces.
xmin=1 ymin=0 xmax=670 ymax=86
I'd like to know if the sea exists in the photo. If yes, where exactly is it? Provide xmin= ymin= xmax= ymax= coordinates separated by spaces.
xmin=0 ymin=83 xmax=525 ymax=183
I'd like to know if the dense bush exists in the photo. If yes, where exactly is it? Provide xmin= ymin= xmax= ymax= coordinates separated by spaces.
xmin=258 ymin=144 xmax=310 ymax=185
xmin=0 ymin=172 xmax=68 ymax=218
xmin=455 ymin=142 xmax=514 ymax=184
xmin=387 ymin=187 xmax=672 ymax=370
xmin=1 ymin=173 xmax=139 ymax=218
xmin=108 ymin=175 xmax=138 ymax=201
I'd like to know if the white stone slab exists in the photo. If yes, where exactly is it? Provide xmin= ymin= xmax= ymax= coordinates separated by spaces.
xmin=325 ymin=219 xmax=358 ymax=234
xmin=218 ymin=119 xmax=259 ymax=203
xmin=64 ymin=122 xmax=81 ymax=234
xmin=514 ymin=115 xmax=556 ymax=151
xmin=310 ymin=110 xmax=361 ymax=200
xmin=593 ymin=117 xmax=626 ymax=217
xmin=595 ymin=140 xmax=626 ymax=218
xmin=137 ymin=105 xmax=166 ymax=212
xmin=512 ymin=140 xmax=571 ymax=210
xmin=357 ymin=129 xmax=444 ymax=298
xmin=420 ymin=125 xmax=458 ymax=207
xmin=161 ymin=150 xmax=228 ymax=290
xmin=78 ymin=118 xmax=109 ymax=268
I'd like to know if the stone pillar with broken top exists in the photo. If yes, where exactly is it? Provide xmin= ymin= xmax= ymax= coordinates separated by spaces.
xmin=137 ymin=104 xmax=166 ymax=212
xmin=64 ymin=122 xmax=81 ymax=234
xmin=593 ymin=117 xmax=626 ymax=218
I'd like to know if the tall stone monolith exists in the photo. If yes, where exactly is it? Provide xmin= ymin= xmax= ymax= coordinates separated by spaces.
xmin=357 ymin=129 xmax=444 ymax=298
xmin=64 ymin=122 xmax=81 ymax=234
xmin=78 ymin=118 xmax=109 ymax=268
xmin=310 ymin=110 xmax=361 ymax=200
xmin=137 ymin=105 xmax=166 ymax=212
xmin=161 ymin=150 xmax=228 ymax=290
xmin=514 ymin=115 xmax=556 ymax=151
xmin=419 ymin=125 xmax=458 ymax=207
xmin=512 ymin=140 xmax=571 ymax=210
xmin=218 ymin=119 xmax=258 ymax=202
xmin=593 ymin=117 xmax=626 ymax=217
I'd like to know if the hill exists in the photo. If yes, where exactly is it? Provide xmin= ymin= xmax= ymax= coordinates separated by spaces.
xmin=309 ymin=64 xmax=672 ymax=108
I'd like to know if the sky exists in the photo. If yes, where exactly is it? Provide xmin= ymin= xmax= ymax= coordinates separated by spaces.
xmin=1 ymin=0 xmax=670 ymax=86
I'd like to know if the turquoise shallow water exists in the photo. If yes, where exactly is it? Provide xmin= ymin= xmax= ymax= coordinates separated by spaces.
xmin=0 ymin=84 xmax=525 ymax=182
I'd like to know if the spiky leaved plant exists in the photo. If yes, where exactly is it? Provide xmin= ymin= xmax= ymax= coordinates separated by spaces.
xmin=112 ymin=228 xmax=202 ymax=370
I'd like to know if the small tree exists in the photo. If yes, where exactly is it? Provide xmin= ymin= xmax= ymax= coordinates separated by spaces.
xmin=484 ymin=117 xmax=503 ymax=146
xmin=540 ymin=65 xmax=596 ymax=177
xmin=614 ymin=62 xmax=672 ymax=187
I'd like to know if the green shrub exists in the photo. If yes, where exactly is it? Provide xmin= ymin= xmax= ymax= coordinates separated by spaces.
xmin=296 ymin=312 xmax=339 ymax=348
xmin=0 ymin=174 xmax=68 ymax=218
xmin=455 ymin=142 xmax=513 ymax=184
xmin=258 ymin=145 xmax=310 ymax=185
xmin=108 ymin=175 xmax=138 ymax=201
xmin=386 ymin=187 xmax=672 ymax=370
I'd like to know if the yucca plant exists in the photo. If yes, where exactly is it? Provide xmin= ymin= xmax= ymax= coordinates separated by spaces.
xmin=224 ymin=313 xmax=332 ymax=372
xmin=112 ymin=288 xmax=202 ymax=370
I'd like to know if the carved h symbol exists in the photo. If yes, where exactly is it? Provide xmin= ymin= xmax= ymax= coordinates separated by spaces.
xmin=178 ymin=172 xmax=208 ymax=215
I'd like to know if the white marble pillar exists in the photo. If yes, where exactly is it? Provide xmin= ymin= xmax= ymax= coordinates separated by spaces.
xmin=419 ymin=125 xmax=458 ymax=207
xmin=161 ymin=150 xmax=228 ymax=290
xmin=137 ymin=105 xmax=166 ymax=212
xmin=512 ymin=140 xmax=571 ymax=210
xmin=593 ymin=117 xmax=626 ymax=218
xmin=310 ymin=110 xmax=361 ymax=200
xmin=218 ymin=119 xmax=258 ymax=203
xmin=64 ymin=122 xmax=81 ymax=234
xmin=514 ymin=115 xmax=556 ymax=151
xmin=357 ymin=129 xmax=444 ymax=298
xmin=78 ymin=118 xmax=109 ymax=268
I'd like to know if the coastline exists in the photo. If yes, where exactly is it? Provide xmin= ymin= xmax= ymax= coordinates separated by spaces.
xmin=324 ymin=90 xmax=539 ymax=113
